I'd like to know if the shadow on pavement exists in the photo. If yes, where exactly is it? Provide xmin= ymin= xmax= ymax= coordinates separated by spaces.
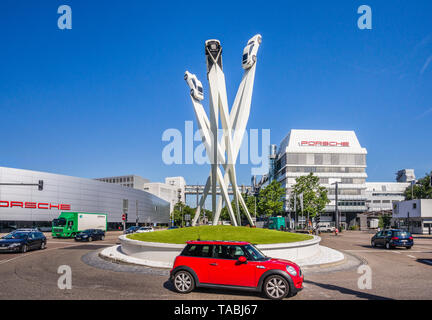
xmin=416 ymin=259 xmax=432 ymax=266
xmin=304 ymin=280 xmax=393 ymax=300
xmin=163 ymin=280 xmax=262 ymax=299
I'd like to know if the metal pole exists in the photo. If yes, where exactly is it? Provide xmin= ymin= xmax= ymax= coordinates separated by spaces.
xmin=136 ymin=200 xmax=138 ymax=227
xmin=335 ymin=182 xmax=339 ymax=231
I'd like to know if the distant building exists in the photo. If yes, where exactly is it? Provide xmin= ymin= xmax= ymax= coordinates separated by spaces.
xmin=95 ymin=175 xmax=186 ymax=214
xmin=143 ymin=177 xmax=186 ymax=213
xmin=396 ymin=169 xmax=416 ymax=183
xmin=392 ymin=199 xmax=432 ymax=234
xmin=365 ymin=182 xmax=410 ymax=213
xmin=94 ymin=175 xmax=149 ymax=190
xmin=275 ymin=129 xmax=367 ymax=228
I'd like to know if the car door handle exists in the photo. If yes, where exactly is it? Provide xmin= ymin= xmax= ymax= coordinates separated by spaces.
xmin=210 ymin=263 xmax=218 ymax=266
xmin=256 ymin=266 xmax=266 ymax=269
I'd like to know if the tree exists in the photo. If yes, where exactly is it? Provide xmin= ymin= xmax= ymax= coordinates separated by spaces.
xmin=172 ymin=202 xmax=195 ymax=226
xmin=404 ymin=171 xmax=432 ymax=200
xmin=257 ymin=180 xmax=286 ymax=217
xmin=219 ymin=193 xmax=258 ymax=224
xmin=289 ymin=173 xmax=330 ymax=224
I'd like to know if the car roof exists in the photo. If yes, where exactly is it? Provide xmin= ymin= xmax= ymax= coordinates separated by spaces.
xmin=186 ymin=240 xmax=250 ymax=246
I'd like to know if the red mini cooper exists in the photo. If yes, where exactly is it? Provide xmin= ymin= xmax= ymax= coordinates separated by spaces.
xmin=169 ymin=240 xmax=304 ymax=299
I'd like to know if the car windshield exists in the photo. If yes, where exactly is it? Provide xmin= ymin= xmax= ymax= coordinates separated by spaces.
xmin=249 ymin=44 xmax=254 ymax=54
xmin=242 ymin=53 xmax=248 ymax=61
xmin=198 ymin=86 xmax=203 ymax=93
xmin=3 ymin=232 xmax=28 ymax=239
xmin=244 ymin=244 xmax=268 ymax=261
xmin=53 ymin=218 xmax=66 ymax=226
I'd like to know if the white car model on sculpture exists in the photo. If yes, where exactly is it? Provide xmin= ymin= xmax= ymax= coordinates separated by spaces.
xmin=205 ymin=39 xmax=223 ymax=71
xmin=184 ymin=71 xmax=204 ymax=101
xmin=242 ymin=34 xmax=262 ymax=69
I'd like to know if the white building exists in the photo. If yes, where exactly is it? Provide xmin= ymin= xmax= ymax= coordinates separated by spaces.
xmin=392 ymin=199 xmax=432 ymax=234
xmin=94 ymin=175 xmax=150 ymax=189
xmin=143 ymin=177 xmax=186 ymax=213
xmin=365 ymin=182 xmax=410 ymax=213
xmin=95 ymin=175 xmax=186 ymax=214
xmin=0 ymin=167 xmax=170 ymax=232
xmin=276 ymin=129 xmax=368 ymax=227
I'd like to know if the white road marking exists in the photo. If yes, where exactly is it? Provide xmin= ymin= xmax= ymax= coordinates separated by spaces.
xmin=407 ymin=255 xmax=416 ymax=259
xmin=344 ymin=249 xmax=430 ymax=253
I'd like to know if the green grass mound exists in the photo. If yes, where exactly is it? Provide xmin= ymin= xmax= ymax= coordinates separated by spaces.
xmin=127 ymin=225 xmax=313 ymax=244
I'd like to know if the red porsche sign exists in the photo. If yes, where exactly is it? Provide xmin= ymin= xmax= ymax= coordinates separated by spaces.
xmin=300 ymin=141 xmax=350 ymax=147
xmin=0 ymin=201 xmax=71 ymax=210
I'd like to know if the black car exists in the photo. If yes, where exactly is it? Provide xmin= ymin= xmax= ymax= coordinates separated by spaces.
xmin=124 ymin=226 xmax=140 ymax=234
xmin=0 ymin=231 xmax=47 ymax=253
xmin=371 ymin=229 xmax=414 ymax=249
xmin=75 ymin=229 xmax=105 ymax=242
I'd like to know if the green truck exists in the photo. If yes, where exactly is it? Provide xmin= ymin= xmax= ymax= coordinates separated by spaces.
xmin=52 ymin=212 xmax=107 ymax=238
xmin=268 ymin=216 xmax=286 ymax=230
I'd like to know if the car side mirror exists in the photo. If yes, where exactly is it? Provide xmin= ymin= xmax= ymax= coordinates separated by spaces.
xmin=238 ymin=256 xmax=247 ymax=264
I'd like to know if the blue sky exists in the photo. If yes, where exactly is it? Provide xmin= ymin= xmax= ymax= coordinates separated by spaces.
xmin=0 ymin=0 xmax=431 ymax=186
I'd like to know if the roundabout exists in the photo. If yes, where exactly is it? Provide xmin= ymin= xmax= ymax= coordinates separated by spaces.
xmin=100 ymin=226 xmax=345 ymax=268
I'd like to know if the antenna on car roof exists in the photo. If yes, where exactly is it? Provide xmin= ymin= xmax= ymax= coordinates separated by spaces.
xmin=197 ymin=229 xmax=201 ymax=241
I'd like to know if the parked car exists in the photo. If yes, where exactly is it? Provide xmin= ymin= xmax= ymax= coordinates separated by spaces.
xmin=74 ymin=229 xmax=105 ymax=242
xmin=317 ymin=223 xmax=335 ymax=233
xmin=170 ymin=240 xmax=303 ymax=300
xmin=124 ymin=226 xmax=140 ymax=234
xmin=371 ymin=229 xmax=414 ymax=249
xmin=0 ymin=230 xmax=46 ymax=253
xmin=136 ymin=227 xmax=154 ymax=233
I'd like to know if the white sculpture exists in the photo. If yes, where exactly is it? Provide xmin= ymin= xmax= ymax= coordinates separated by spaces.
xmin=184 ymin=34 xmax=262 ymax=227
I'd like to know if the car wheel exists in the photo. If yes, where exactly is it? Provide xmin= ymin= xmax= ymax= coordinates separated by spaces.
xmin=263 ymin=275 xmax=290 ymax=300
xmin=173 ymin=271 xmax=195 ymax=294
xmin=252 ymin=55 xmax=257 ymax=62
xmin=101 ymin=235 xmax=105 ymax=241
xmin=407 ymin=246 xmax=412 ymax=250
xmin=385 ymin=242 xmax=391 ymax=250
xmin=40 ymin=242 xmax=46 ymax=250
xmin=88 ymin=237 xmax=93 ymax=242
xmin=21 ymin=244 xmax=28 ymax=253
xmin=371 ymin=240 xmax=376 ymax=248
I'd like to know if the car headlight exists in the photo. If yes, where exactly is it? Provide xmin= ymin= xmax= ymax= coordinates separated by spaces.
xmin=82 ymin=235 xmax=88 ymax=238
xmin=286 ymin=265 xmax=298 ymax=277
xmin=9 ymin=243 xmax=21 ymax=247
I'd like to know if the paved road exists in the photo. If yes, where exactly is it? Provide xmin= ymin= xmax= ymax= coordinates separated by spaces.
xmin=0 ymin=231 xmax=431 ymax=300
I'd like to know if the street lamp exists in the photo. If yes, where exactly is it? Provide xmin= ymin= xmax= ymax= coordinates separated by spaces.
xmin=331 ymin=181 xmax=340 ymax=231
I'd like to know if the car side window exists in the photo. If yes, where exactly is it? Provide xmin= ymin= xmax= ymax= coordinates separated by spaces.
xmin=213 ymin=245 xmax=245 ymax=260
xmin=29 ymin=232 xmax=35 ymax=239
xmin=386 ymin=231 xmax=392 ymax=237
xmin=376 ymin=231 xmax=382 ymax=237
xmin=182 ymin=245 xmax=212 ymax=258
